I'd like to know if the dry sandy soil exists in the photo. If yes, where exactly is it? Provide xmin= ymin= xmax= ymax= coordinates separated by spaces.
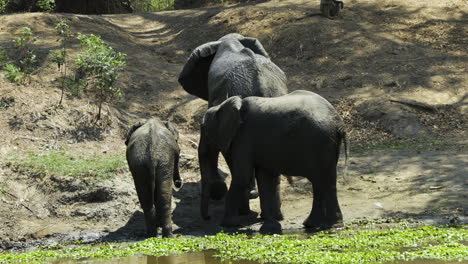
xmin=0 ymin=0 xmax=466 ymax=250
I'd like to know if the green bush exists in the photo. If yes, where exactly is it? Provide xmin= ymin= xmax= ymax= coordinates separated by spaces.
xmin=3 ymin=63 xmax=26 ymax=83
xmin=13 ymin=26 xmax=38 ymax=74
xmin=131 ymin=0 xmax=174 ymax=11
xmin=37 ymin=0 xmax=55 ymax=12
xmin=75 ymin=33 xmax=126 ymax=120
xmin=0 ymin=0 xmax=5 ymax=13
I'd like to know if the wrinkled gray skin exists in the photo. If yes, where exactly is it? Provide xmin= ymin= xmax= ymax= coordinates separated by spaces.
xmin=178 ymin=33 xmax=288 ymax=221
xmin=320 ymin=0 xmax=344 ymax=18
xmin=202 ymin=90 xmax=349 ymax=234
xmin=125 ymin=118 xmax=182 ymax=238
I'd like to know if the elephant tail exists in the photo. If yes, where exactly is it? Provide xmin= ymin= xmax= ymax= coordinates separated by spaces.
xmin=173 ymin=153 xmax=182 ymax=189
xmin=341 ymin=131 xmax=349 ymax=180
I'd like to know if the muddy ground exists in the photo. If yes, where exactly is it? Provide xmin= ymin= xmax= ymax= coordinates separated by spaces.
xmin=0 ymin=0 xmax=467 ymax=251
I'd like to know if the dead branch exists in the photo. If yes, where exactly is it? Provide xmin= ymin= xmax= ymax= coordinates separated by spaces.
xmin=389 ymin=99 xmax=438 ymax=113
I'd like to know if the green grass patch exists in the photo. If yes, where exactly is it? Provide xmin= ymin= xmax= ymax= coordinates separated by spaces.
xmin=6 ymin=151 xmax=126 ymax=181
xmin=0 ymin=225 xmax=466 ymax=264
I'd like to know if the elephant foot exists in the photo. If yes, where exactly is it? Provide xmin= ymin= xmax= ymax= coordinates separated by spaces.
xmin=162 ymin=230 xmax=173 ymax=238
xmin=210 ymin=181 xmax=228 ymax=200
xmin=303 ymin=217 xmax=343 ymax=231
xmin=239 ymin=208 xmax=257 ymax=217
xmin=260 ymin=211 xmax=284 ymax=221
xmin=260 ymin=220 xmax=282 ymax=235
xmin=221 ymin=216 xmax=241 ymax=228
xmin=146 ymin=230 xmax=158 ymax=238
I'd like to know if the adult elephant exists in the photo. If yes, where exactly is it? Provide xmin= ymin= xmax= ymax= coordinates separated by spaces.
xmin=201 ymin=90 xmax=349 ymax=233
xmin=178 ymin=33 xmax=288 ymax=221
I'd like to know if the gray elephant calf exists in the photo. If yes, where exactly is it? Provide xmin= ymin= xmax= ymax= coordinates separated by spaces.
xmin=202 ymin=90 xmax=348 ymax=233
xmin=125 ymin=118 xmax=182 ymax=238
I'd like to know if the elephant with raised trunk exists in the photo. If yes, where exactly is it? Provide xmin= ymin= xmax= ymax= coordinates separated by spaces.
xmin=178 ymin=33 xmax=288 ymax=221
xmin=125 ymin=118 xmax=182 ymax=238
xmin=201 ymin=90 xmax=349 ymax=233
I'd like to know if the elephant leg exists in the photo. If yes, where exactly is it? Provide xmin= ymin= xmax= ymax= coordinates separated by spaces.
xmin=303 ymin=176 xmax=325 ymax=229
xmin=155 ymin=164 xmax=174 ymax=238
xmin=322 ymin=166 xmax=343 ymax=228
xmin=223 ymin=153 xmax=254 ymax=217
xmin=256 ymin=168 xmax=282 ymax=234
xmin=130 ymin=165 xmax=157 ymax=237
xmin=221 ymin=159 xmax=253 ymax=227
xmin=320 ymin=0 xmax=343 ymax=18
xmin=304 ymin=165 xmax=343 ymax=229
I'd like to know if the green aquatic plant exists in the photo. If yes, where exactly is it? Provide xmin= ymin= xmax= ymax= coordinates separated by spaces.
xmin=0 ymin=225 xmax=466 ymax=263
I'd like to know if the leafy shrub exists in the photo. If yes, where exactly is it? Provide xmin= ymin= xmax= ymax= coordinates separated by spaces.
xmin=131 ymin=0 xmax=174 ymax=11
xmin=37 ymin=0 xmax=55 ymax=12
xmin=13 ymin=27 xmax=35 ymax=47
xmin=3 ymin=63 xmax=26 ymax=83
xmin=75 ymin=33 xmax=126 ymax=120
xmin=13 ymin=26 xmax=38 ymax=74
xmin=0 ymin=0 xmax=5 ymax=13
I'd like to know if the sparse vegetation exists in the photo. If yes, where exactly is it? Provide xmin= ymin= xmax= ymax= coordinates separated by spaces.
xmin=2 ymin=63 xmax=27 ymax=83
xmin=50 ymin=21 xmax=73 ymax=104
xmin=131 ymin=0 xmax=174 ymax=11
xmin=0 ymin=96 xmax=15 ymax=110
xmin=75 ymin=33 xmax=126 ymax=120
xmin=2 ymin=27 xmax=37 ymax=83
xmin=0 ymin=225 xmax=466 ymax=263
xmin=13 ymin=27 xmax=37 ymax=74
xmin=0 ymin=0 xmax=5 ymax=13
xmin=37 ymin=0 xmax=55 ymax=12
xmin=6 ymin=151 xmax=127 ymax=181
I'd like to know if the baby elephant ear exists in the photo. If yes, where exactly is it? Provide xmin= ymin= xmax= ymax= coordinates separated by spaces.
xmin=163 ymin=121 xmax=179 ymax=142
xmin=125 ymin=121 xmax=144 ymax=145
xmin=239 ymin=37 xmax=270 ymax=58
xmin=178 ymin=40 xmax=221 ymax=100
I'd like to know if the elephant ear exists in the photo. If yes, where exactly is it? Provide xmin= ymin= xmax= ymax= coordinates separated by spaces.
xmin=239 ymin=37 xmax=270 ymax=58
xmin=213 ymin=96 xmax=243 ymax=153
xmin=163 ymin=121 xmax=179 ymax=142
xmin=125 ymin=121 xmax=144 ymax=146
xmin=178 ymin=41 xmax=221 ymax=100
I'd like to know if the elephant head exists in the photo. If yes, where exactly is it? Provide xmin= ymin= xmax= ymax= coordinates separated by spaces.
xmin=202 ymin=96 xmax=243 ymax=153
xmin=178 ymin=34 xmax=270 ymax=101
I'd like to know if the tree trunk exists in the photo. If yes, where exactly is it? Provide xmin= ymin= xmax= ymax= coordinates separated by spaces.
xmin=55 ymin=0 xmax=132 ymax=14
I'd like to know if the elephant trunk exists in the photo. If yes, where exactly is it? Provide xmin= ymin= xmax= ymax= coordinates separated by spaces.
xmin=198 ymin=132 xmax=228 ymax=221
xmin=200 ymin=178 xmax=211 ymax=220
